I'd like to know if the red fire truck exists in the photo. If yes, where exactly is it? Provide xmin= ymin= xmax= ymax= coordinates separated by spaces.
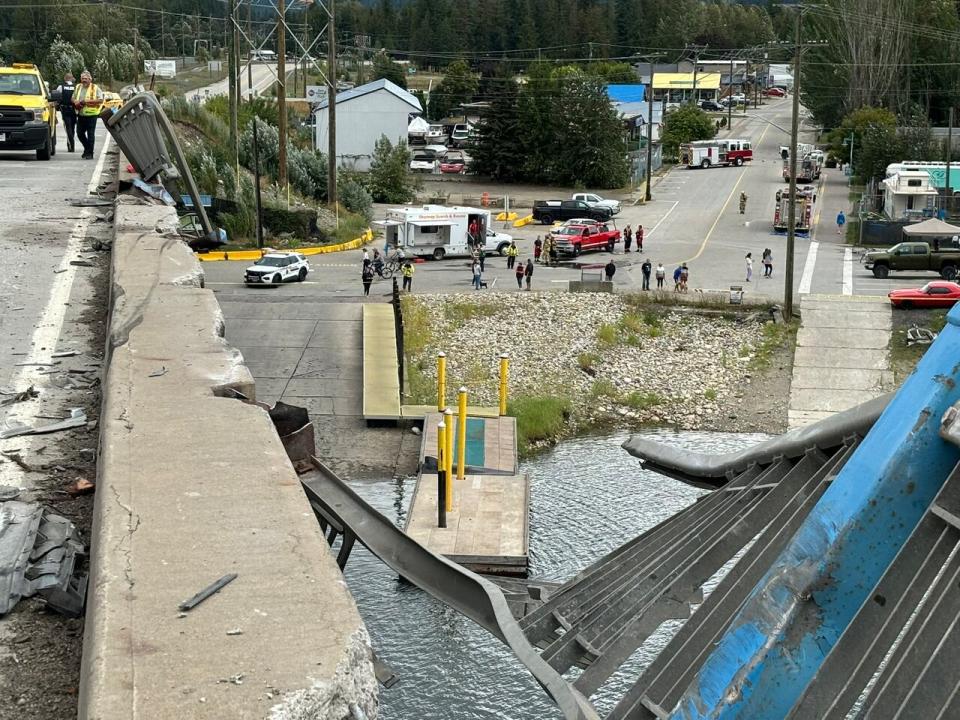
xmin=680 ymin=138 xmax=753 ymax=168
xmin=773 ymin=186 xmax=816 ymax=233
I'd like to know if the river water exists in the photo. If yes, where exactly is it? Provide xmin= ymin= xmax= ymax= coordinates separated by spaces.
xmin=343 ymin=429 xmax=768 ymax=719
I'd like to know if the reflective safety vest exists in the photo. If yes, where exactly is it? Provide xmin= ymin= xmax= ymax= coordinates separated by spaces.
xmin=402 ymin=264 xmax=414 ymax=278
xmin=74 ymin=82 xmax=103 ymax=117
xmin=506 ymin=245 xmax=518 ymax=257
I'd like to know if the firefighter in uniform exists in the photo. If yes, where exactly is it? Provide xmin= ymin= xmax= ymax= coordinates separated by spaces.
xmin=55 ymin=72 xmax=77 ymax=152
xmin=72 ymin=70 xmax=103 ymax=159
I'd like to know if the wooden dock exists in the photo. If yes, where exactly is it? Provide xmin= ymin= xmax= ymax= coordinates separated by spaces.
xmin=405 ymin=412 xmax=529 ymax=576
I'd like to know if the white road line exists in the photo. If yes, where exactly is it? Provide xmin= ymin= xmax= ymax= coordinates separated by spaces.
xmin=0 ymin=136 xmax=112 ymax=485
xmin=842 ymin=247 xmax=853 ymax=295
xmin=798 ymin=240 xmax=819 ymax=295
xmin=648 ymin=201 xmax=679 ymax=238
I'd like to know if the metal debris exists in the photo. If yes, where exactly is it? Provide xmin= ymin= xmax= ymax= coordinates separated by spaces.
xmin=907 ymin=325 xmax=937 ymax=346
xmin=51 ymin=350 xmax=80 ymax=358
xmin=178 ymin=573 xmax=238 ymax=611
xmin=226 ymin=627 xmax=243 ymax=636
xmin=0 ymin=408 xmax=87 ymax=440
xmin=148 ymin=367 xmax=168 ymax=378
xmin=218 ymin=674 xmax=245 ymax=686
xmin=69 ymin=260 xmax=94 ymax=267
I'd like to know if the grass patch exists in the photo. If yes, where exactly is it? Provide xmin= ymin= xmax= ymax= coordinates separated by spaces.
xmin=590 ymin=378 xmax=619 ymax=399
xmin=578 ymin=352 xmax=600 ymax=370
xmin=619 ymin=312 xmax=645 ymax=334
xmin=443 ymin=299 xmax=500 ymax=326
xmin=704 ymin=388 xmax=718 ymax=401
xmin=749 ymin=320 xmax=798 ymax=370
xmin=400 ymin=296 xmax=434 ymax=355
xmin=596 ymin=323 xmax=619 ymax=347
xmin=405 ymin=358 xmax=434 ymax=404
xmin=508 ymin=395 xmax=572 ymax=455
xmin=622 ymin=391 xmax=663 ymax=411
xmin=889 ymin=309 xmax=948 ymax=384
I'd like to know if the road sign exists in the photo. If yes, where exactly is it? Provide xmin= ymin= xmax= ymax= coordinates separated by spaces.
xmin=144 ymin=60 xmax=176 ymax=78
xmin=306 ymin=85 xmax=327 ymax=101
xmin=207 ymin=60 xmax=222 ymax=72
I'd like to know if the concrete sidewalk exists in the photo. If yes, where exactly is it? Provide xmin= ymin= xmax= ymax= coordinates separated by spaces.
xmin=789 ymin=294 xmax=894 ymax=429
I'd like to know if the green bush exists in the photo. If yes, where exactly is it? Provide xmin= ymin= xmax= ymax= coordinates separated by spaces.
xmin=508 ymin=395 xmax=571 ymax=455
xmin=339 ymin=176 xmax=373 ymax=221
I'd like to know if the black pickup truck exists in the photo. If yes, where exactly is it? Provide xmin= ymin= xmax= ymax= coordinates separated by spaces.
xmin=532 ymin=199 xmax=613 ymax=225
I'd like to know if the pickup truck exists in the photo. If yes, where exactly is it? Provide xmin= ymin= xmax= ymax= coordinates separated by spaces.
xmin=571 ymin=192 xmax=622 ymax=216
xmin=551 ymin=223 xmax=621 ymax=256
xmin=864 ymin=242 xmax=960 ymax=280
xmin=533 ymin=199 xmax=613 ymax=225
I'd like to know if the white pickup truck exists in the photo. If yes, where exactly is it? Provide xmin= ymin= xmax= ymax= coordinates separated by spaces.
xmin=571 ymin=192 xmax=622 ymax=216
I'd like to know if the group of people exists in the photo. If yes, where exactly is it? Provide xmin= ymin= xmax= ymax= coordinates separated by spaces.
xmin=622 ymin=224 xmax=644 ymax=253
xmin=361 ymin=248 xmax=414 ymax=296
xmin=53 ymin=70 xmax=105 ymax=158
xmin=532 ymin=235 xmax=558 ymax=265
xmin=744 ymin=249 xmax=775 ymax=282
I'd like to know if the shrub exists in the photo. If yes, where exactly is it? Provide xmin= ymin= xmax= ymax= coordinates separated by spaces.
xmin=508 ymin=395 xmax=571 ymax=455
xmin=368 ymin=135 xmax=415 ymax=203
xmin=339 ymin=175 xmax=373 ymax=221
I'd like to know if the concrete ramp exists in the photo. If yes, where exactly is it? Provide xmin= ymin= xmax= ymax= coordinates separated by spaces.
xmin=789 ymin=294 xmax=893 ymax=428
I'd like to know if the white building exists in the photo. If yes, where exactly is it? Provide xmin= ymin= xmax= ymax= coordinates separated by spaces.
xmin=882 ymin=170 xmax=939 ymax=220
xmin=314 ymin=79 xmax=422 ymax=171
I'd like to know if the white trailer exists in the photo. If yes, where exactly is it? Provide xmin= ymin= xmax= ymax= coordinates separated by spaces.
xmin=375 ymin=205 xmax=512 ymax=260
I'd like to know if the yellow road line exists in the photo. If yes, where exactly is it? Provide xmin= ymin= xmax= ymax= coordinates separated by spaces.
xmin=679 ymin=121 xmax=772 ymax=265
xmin=810 ymin=175 xmax=826 ymax=241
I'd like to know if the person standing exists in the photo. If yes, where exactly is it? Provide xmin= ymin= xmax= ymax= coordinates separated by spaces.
xmin=55 ymin=72 xmax=77 ymax=153
xmin=641 ymin=258 xmax=652 ymax=291
xmin=533 ymin=236 xmax=542 ymax=263
xmin=72 ymin=70 xmax=104 ymax=159
xmin=478 ymin=247 xmax=486 ymax=273
xmin=636 ymin=225 xmax=644 ymax=252
xmin=524 ymin=258 xmax=534 ymax=290
xmin=401 ymin=260 xmax=414 ymax=291
xmin=762 ymin=248 xmax=773 ymax=278
xmin=673 ymin=265 xmax=683 ymax=292
xmin=623 ymin=225 xmax=632 ymax=253
xmin=472 ymin=259 xmax=483 ymax=290
xmin=655 ymin=262 xmax=666 ymax=289
xmin=745 ymin=252 xmax=753 ymax=282
xmin=515 ymin=258 xmax=525 ymax=289
xmin=506 ymin=240 xmax=518 ymax=269
xmin=469 ymin=218 xmax=479 ymax=246
xmin=836 ymin=210 xmax=846 ymax=235
xmin=680 ymin=263 xmax=689 ymax=292
xmin=361 ymin=263 xmax=374 ymax=296
xmin=605 ymin=259 xmax=616 ymax=282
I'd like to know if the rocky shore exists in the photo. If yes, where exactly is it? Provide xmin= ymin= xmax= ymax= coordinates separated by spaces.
xmin=402 ymin=292 xmax=795 ymax=452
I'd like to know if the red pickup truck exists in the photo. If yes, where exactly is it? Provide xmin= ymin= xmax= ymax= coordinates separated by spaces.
xmin=551 ymin=223 xmax=620 ymax=256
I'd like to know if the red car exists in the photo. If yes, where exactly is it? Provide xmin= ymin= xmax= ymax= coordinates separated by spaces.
xmin=440 ymin=152 xmax=466 ymax=174
xmin=764 ymin=87 xmax=786 ymax=97
xmin=888 ymin=281 xmax=960 ymax=308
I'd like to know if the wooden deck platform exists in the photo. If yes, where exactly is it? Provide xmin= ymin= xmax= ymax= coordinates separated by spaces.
xmin=405 ymin=413 xmax=528 ymax=576
xmin=362 ymin=304 xmax=402 ymax=420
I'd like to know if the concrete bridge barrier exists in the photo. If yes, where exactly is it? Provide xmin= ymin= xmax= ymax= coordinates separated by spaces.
xmin=80 ymin=194 xmax=377 ymax=719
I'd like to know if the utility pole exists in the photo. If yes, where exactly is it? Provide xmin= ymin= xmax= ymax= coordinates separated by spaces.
xmin=785 ymin=7 xmax=803 ymax=320
xmin=233 ymin=2 xmax=241 ymax=109
xmin=690 ymin=46 xmax=705 ymax=104
xmin=247 ymin=0 xmax=253 ymax=100
xmin=727 ymin=56 xmax=733 ymax=132
xmin=946 ymin=107 xmax=954 ymax=217
xmin=133 ymin=26 xmax=139 ymax=85
xmin=277 ymin=0 xmax=288 ymax=191
xmin=253 ymin=119 xmax=265 ymax=249
xmin=327 ymin=0 xmax=337 ymax=205
xmin=302 ymin=3 xmax=310 ymax=95
xmin=228 ymin=0 xmax=238 ymax=176
xmin=645 ymin=61 xmax=655 ymax=202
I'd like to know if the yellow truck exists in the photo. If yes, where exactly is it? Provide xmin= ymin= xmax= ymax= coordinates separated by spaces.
xmin=0 ymin=62 xmax=57 ymax=160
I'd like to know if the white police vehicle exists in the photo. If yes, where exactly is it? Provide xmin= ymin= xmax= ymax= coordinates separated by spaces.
xmin=244 ymin=252 xmax=310 ymax=285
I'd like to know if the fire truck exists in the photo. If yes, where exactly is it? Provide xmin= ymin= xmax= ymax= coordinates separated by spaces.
xmin=773 ymin=186 xmax=816 ymax=233
xmin=680 ymin=138 xmax=753 ymax=168
xmin=782 ymin=152 xmax=822 ymax=183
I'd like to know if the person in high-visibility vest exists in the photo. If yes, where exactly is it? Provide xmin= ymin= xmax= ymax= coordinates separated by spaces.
xmin=401 ymin=260 xmax=414 ymax=292
xmin=72 ymin=70 xmax=104 ymax=160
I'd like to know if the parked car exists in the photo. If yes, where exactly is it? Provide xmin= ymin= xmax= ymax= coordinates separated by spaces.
xmin=551 ymin=222 xmax=621 ymax=256
xmin=699 ymin=99 xmax=722 ymax=112
xmin=440 ymin=151 xmax=466 ymax=174
xmin=864 ymin=242 xmax=960 ymax=280
xmin=571 ymin=192 xmax=622 ymax=216
xmin=888 ymin=281 xmax=960 ymax=308
xmin=763 ymin=87 xmax=786 ymax=97
xmin=244 ymin=253 xmax=310 ymax=285
xmin=532 ymin=200 xmax=612 ymax=224
xmin=484 ymin=228 xmax=514 ymax=255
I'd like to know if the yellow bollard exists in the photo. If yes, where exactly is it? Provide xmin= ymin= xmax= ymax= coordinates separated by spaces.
xmin=499 ymin=353 xmax=510 ymax=416
xmin=437 ymin=351 xmax=447 ymax=411
xmin=444 ymin=408 xmax=454 ymax=512
xmin=457 ymin=386 xmax=467 ymax=480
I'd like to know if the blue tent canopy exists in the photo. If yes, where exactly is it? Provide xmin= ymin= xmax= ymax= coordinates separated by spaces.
xmin=606 ymin=84 xmax=646 ymax=103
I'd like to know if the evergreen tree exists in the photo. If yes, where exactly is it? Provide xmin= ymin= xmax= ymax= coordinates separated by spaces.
xmin=469 ymin=73 xmax=522 ymax=181
xmin=429 ymin=59 xmax=479 ymax=119
xmin=371 ymin=50 xmax=407 ymax=88
xmin=368 ymin=135 xmax=415 ymax=203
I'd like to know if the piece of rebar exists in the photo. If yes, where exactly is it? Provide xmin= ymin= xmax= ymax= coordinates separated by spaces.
xmin=178 ymin=573 xmax=238 ymax=611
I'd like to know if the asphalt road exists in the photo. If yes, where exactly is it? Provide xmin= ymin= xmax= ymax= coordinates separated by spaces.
xmin=0 ymin=118 xmax=112 ymax=402
xmin=192 ymin=63 xmax=291 ymax=102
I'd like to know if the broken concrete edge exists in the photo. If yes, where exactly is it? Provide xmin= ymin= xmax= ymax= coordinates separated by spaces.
xmin=80 ymin=178 xmax=377 ymax=719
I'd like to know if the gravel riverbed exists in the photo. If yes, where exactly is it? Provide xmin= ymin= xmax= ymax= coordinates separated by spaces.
xmin=403 ymin=291 xmax=793 ymax=447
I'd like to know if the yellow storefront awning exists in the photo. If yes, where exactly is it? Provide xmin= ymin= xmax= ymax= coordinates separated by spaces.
xmin=653 ymin=72 xmax=721 ymax=90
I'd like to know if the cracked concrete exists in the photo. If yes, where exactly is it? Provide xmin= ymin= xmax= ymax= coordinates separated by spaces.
xmin=80 ymin=192 xmax=377 ymax=719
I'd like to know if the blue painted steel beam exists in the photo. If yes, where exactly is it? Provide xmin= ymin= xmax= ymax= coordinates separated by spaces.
xmin=672 ymin=304 xmax=960 ymax=719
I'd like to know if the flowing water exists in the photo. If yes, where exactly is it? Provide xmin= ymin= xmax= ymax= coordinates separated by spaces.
xmin=343 ymin=429 xmax=768 ymax=719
